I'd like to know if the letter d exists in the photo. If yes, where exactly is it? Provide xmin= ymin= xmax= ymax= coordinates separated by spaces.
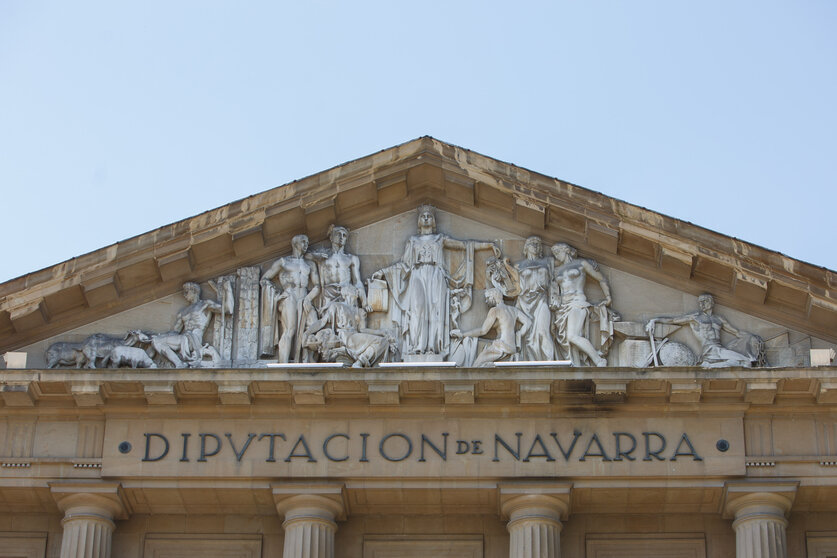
xmin=142 ymin=433 xmax=170 ymax=462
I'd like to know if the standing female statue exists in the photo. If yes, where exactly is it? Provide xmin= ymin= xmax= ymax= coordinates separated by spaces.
xmin=550 ymin=242 xmax=614 ymax=367
xmin=514 ymin=236 xmax=555 ymax=361
xmin=373 ymin=205 xmax=499 ymax=358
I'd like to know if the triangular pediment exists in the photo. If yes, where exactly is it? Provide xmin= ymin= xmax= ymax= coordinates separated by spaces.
xmin=1 ymin=137 xmax=835 ymax=361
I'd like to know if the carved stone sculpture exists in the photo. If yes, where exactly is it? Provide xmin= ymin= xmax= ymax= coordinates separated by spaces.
xmin=37 ymin=206 xmax=783 ymax=371
xmin=550 ymin=243 xmax=614 ymax=367
xmin=451 ymin=288 xmax=532 ymax=367
xmin=315 ymin=225 xmax=368 ymax=310
xmin=103 ymin=345 xmax=157 ymax=369
xmin=80 ymin=330 xmax=147 ymax=369
xmin=645 ymin=293 xmax=762 ymax=368
xmin=514 ymin=236 xmax=556 ymax=361
xmin=486 ymin=257 xmax=520 ymax=299
xmin=303 ymin=284 xmax=395 ymax=367
xmin=259 ymin=235 xmax=320 ymax=363
xmin=148 ymin=280 xmax=234 ymax=368
xmin=373 ymin=205 xmax=499 ymax=360
xmin=45 ymin=342 xmax=84 ymax=368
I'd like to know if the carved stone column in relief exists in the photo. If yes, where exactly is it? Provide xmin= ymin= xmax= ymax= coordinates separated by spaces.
xmin=211 ymin=274 xmax=236 ymax=362
xmin=234 ymin=266 xmax=261 ymax=362
xmin=51 ymin=483 xmax=128 ymax=558
xmin=722 ymin=482 xmax=797 ymax=558
xmin=273 ymin=484 xmax=345 ymax=558
xmin=500 ymin=484 xmax=571 ymax=558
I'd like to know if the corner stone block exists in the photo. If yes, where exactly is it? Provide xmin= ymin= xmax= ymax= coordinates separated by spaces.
xmin=817 ymin=381 xmax=837 ymax=404
xmin=594 ymin=380 xmax=627 ymax=402
xmin=475 ymin=182 xmax=514 ymax=214
xmin=443 ymin=383 xmax=475 ymax=405
xmin=71 ymin=384 xmax=105 ymax=407
xmin=734 ymin=271 xmax=769 ymax=305
xmin=263 ymin=206 xmax=305 ymax=244
xmin=809 ymin=297 xmax=837 ymax=331
xmin=669 ymin=382 xmax=702 ymax=403
xmin=766 ymin=279 xmax=810 ymax=312
xmin=587 ymin=222 xmax=619 ymax=254
xmin=1 ymin=382 xmax=35 ymax=406
xmin=660 ymin=246 xmax=694 ymax=279
xmin=9 ymin=301 xmax=49 ymax=332
xmin=217 ymin=383 xmax=252 ymax=405
xmin=618 ymin=230 xmax=658 ymax=262
xmin=304 ymin=203 xmax=337 ymax=240
xmin=744 ymin=382 xmax=778 ymax=405
xmin=692 ymin=256 xmax=734 ymax=288
xmin=156 ymin=250 xmax=193 ymax=283
xmin=375 ymin=175 xmax=408 ymax=207
xmin=143 ymin=383 xmax=178 ymax=405
xmin=519 ymin=382 xmax=551 ymax=404
xmin=43 ymin=285 xmax=87 ymax=317
xmin=292 ymin=382 xmax=326 ymax=405
xmin=367 ymin=382 xmax=400 ymax=405
xmin=115 ymin=258 xmax=161 ymax=292
xmin=231 ymin=227 xmax=266 ymax=257
xmin=514 ymin=198 xmax=546 ymax=229
xmin=82 ymin=275 xmax=120 ymax=307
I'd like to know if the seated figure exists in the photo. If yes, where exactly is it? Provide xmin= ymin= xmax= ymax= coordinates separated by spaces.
xmin=451 ymin=288 xmax=532 ymax=367
xmin=646 ymin=293 xmax=759 ymax=368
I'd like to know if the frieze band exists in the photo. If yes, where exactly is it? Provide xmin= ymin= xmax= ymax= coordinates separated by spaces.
xmin=138 ymin=430 xmax=705 ymax=464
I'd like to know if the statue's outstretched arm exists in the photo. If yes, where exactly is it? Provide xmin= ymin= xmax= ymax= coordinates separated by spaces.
xmin=646 ymin=312 xmax=694 ymax=333
xmin=454 ymin=308 xmax=498 ymax=338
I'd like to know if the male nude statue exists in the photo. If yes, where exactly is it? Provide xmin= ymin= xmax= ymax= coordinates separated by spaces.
xmin=645 ymin=293 xmax=754 ymax=368
xmin=451 ymin=288 xmax=532 ymax=367
xmin=151 ymin=280 xmax=233 ymax=368
xmin=318 ymin=225 xmax=369 ymax=311
xmin=260 ymin=234 xmax=320 ymax=363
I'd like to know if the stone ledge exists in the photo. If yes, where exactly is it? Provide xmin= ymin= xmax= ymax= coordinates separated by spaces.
xmin=0 ymin=367 xmax=835 ymax=408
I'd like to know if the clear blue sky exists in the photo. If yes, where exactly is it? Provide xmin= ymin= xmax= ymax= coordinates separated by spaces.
xmin=1 ymin=1 xmax=835 ymax=283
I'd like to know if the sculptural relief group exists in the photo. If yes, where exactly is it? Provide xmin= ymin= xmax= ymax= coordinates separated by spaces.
xmin=46 ymin=206 xmax=765 ymax=370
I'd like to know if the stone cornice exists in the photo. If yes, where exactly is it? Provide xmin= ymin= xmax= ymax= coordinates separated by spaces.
xmin=0 ymin=137 xmax=834 ymax=351
xmin=0 ymin=367 xmax=836 ymax=409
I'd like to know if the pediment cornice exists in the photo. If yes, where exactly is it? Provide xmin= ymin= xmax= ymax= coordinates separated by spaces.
xmin=1 ymin=136 xmax=835 ymax=351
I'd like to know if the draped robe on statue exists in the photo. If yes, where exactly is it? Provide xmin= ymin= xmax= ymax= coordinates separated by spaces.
xmin=380 ymin=234 xmax=474 ymax=358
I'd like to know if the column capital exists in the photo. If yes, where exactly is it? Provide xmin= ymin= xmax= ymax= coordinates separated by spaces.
xmin=499 ymin=482 xmax=572 ymax=521
xmin=49 ymin=482 xmax=130 ymax=521
xmin=272 ymin=482 xmax=347 ymax=522
xmin=721 ymin=481 xmax=798 ymax=520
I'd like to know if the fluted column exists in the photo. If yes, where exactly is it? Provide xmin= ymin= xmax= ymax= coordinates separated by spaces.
xmin=722 ymin=482 xmax=797 ymax=558
xmin=500 ymin=483 xmax=572 ymax=558
xmin=273 ymin=483 xmax=346 ymax=558
xmin=50 ymin=483 xmax=128 ymax=558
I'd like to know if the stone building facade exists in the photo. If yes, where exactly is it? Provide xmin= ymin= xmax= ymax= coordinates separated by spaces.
xmin=0 ymin=137 xmax=836 ymax=557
